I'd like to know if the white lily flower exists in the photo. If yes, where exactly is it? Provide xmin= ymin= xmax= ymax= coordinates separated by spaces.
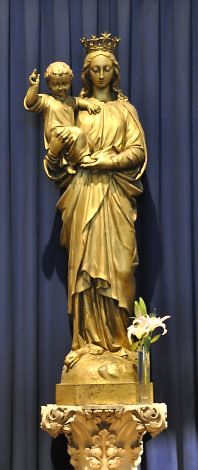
xmin=127 ymin=312 xmax=171 ymax=342
xmin=127 ymin=321 xmax=150 ymax=340
xmin=146 ymin=315 xmax=171 ymax=335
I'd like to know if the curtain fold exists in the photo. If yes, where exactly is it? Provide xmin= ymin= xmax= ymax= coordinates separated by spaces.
xmin=0 ymin=1 xmax=197 ymax=469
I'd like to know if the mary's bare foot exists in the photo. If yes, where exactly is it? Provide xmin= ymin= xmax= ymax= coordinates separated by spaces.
xmin=89 ymin=344 xmax=104 ymax=355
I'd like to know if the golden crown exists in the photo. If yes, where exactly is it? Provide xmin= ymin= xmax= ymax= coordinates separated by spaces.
xmin=80 ymin=32 xmax=120 ymax=54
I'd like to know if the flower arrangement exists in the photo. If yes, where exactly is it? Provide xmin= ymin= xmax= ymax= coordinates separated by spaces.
xmin=127 ymin=297 xmax=171 ymax=352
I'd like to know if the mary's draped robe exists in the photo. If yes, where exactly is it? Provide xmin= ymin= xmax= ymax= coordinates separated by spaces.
xmin=55 ymin=98 xmax=147 ymax=356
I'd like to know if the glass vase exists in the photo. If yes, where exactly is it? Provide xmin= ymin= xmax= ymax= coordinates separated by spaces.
xmin=137 ymin=345 xmax=151 ymax=403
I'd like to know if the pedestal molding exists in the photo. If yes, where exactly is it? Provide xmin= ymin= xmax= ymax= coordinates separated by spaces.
xmin=41 ymin=403 xmax=167 ymax=469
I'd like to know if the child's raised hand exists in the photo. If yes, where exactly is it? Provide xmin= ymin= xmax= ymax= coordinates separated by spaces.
xmin=29 ymin=69 xmax=40 ymax=87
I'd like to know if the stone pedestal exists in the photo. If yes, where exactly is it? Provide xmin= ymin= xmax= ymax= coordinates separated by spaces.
xmin=41 ymin=403 xmax=167 ymax=469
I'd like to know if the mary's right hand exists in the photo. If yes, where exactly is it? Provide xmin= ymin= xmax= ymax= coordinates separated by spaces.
xmin=80 ymin=154 xmax=114 ymax=170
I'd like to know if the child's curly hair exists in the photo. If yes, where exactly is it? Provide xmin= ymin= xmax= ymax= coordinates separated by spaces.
xmin=44 ymin=62 xmax=74 ymax=82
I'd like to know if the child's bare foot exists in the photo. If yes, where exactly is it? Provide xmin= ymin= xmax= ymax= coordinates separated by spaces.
xmin=67 ymin=165 xmax=76 ymax=174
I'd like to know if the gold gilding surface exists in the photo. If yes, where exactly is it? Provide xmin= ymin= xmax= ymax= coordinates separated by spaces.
xmin=56 ymin=382 xmax=153 ymax=406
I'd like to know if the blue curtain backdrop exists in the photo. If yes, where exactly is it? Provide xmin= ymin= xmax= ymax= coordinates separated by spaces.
xmin=0 ymin=0 xmax=197 ymax=469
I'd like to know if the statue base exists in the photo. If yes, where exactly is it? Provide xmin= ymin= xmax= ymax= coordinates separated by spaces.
xmin=56 ymin=348 xmax=153 ymax=405
xmin=41 ymin=403 xmax=167 ymax=469
xmin=56 ymin=382 xmax=154 ymax=405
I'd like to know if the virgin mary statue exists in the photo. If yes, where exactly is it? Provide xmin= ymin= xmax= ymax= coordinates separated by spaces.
xmin=43 ymin=33 xmax=147 ymax=392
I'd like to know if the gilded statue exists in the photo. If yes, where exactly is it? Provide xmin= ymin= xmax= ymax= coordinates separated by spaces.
xmin=24 ymin=33 xmax=147 ymax=388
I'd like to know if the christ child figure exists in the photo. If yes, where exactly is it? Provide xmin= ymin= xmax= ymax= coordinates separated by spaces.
xmin=24 ymin=61 xmax=99 ymax=174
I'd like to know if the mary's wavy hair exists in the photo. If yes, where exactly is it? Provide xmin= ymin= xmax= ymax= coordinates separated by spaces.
xmin=80 ymin=51 xmax=127 ymax=101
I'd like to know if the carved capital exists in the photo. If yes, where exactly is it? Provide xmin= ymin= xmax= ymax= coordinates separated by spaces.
xmin=41 ymin=404 xmax=167 ymax=469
